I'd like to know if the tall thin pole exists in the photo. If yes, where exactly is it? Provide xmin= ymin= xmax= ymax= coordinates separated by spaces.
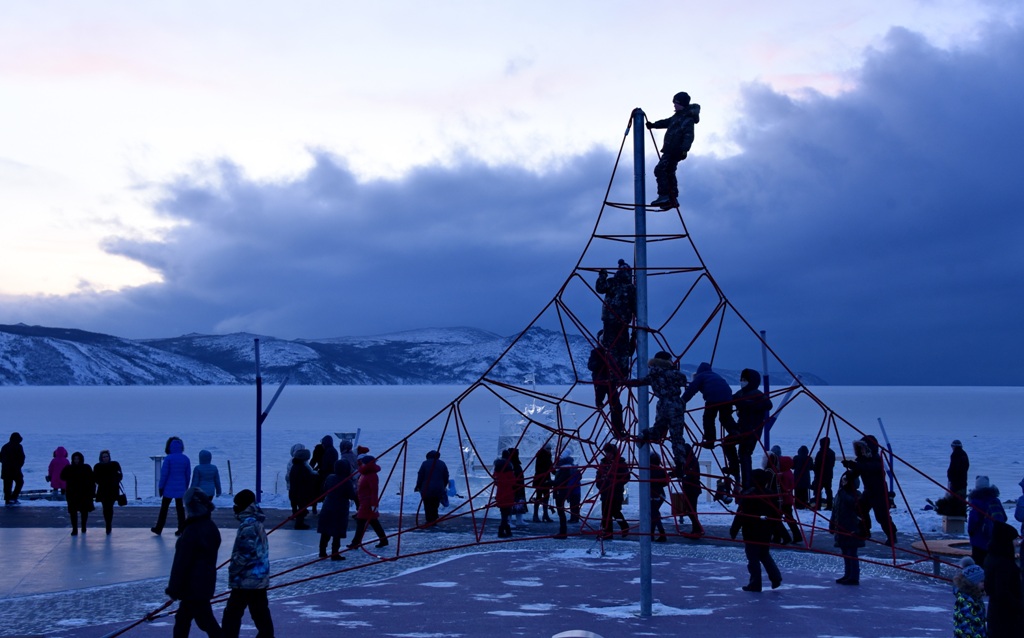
xmin=255 ymin=339 xmax=263 ymax=503
xmin=632 ymin=107 xmax=653 ymax=617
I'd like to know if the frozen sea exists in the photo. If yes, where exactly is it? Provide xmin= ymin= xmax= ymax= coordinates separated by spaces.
xmin=2 ymin=384 xmax=1022 ymax=535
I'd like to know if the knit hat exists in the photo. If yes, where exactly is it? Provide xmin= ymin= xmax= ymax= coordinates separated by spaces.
xmin=673 ymin=91 xmax=691 ymax=106
xmin=357 ymin=445 xmax=370 ymax=455
xmin=184 ymin=487 xmax=215 ymax=518
xmin=976 ymin=475 xmax=990 ymax=490
xmin=962 ymin=563 xmax=985 ymax=585
xmin=233 ymin=489 xmax=256 ymax=514
xmin=951 ymin=439 xmax=963 ymax=448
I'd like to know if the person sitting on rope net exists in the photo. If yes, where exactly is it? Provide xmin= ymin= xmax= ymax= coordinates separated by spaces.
xmin=682 ymin=362 xmax=736 ymax=450
xmin=645 ymin=91 xmax=700 ymax=210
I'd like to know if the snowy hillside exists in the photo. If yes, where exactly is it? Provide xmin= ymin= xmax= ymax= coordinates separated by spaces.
xmin=0 ymin=323 xmax=827 ymax=386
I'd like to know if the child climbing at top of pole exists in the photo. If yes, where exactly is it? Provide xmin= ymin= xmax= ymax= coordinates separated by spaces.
xmin=646 ymin=91 xmax=701 ymax=210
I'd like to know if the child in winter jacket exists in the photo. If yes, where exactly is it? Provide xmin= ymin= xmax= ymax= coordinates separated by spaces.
xmin=953 ymin=557 xmax=987 ymax=637
xmin=190 ymin=450 xmax=222 ymax=499
xmin=46 ymin=446 xmax=70 ymax=493
xmin=830 ymin=471 xmax=866 ymax=585
xmin=221 ymin=489 xmax=274 ymax=638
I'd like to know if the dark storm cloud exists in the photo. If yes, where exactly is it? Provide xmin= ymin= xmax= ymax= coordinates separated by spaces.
xmin=15 ymin=152 xmax=611 ymax=340
xmin=679 ymin=25 xmax=1024 ymax=384
xmin=7 ymin=22 xmax=1023 ymax=385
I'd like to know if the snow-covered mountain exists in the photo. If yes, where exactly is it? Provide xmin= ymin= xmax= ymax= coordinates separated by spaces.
xmin=0 ymin=324 xmax=827 ymax=386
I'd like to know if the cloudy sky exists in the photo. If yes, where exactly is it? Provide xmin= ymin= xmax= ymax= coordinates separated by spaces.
xmin=1 ymin=1 xmax=1021 ymax=386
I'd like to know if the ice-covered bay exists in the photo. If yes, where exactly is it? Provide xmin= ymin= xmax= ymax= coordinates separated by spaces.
xmin=2 ymin=385 xmax=1022 ymax=535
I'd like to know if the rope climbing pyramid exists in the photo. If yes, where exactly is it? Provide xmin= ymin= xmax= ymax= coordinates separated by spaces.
xmin=114 ymin=110 xmax=970 ymax=634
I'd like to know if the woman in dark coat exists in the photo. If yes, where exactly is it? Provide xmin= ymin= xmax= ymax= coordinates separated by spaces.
xmin=984 ymin=521 xmax=1023 ymax=636
xmin=649 ymin=452 xmax=669 ymax=542
xmin=532 ymin=445 xmax=553 ymax=523
xmin=288 ymin=448 xmax=319 ymax=530
xmin=830 ymin=471 xmax=866 ymax=585
xmin=317 ymin=459 xmax=356 ymax=559
xmin=793 ymin=445 xmax=812 ymax=509
xmin=60 ymin=451 xmax=95 ymax=535
xmin=730 ymin=469 xmax=783 ymax=592
xmin=415 ymin=450 xmax=449 ymax=526
xmin=166 ymin=487 xmax=222 ymax=637
xmin=93 ymin=449 xmax=123 ymax=535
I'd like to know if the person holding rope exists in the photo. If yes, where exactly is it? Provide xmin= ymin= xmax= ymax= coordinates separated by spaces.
xmin=630 ymin=351 xmax=688 ymax=476
xmin=646 ymin=91 xmax=701 ymax=210
xmin=682 ymin=362 xmax=735 ymax=450
xmin=730 ymin=469 xmax=783 ymax=592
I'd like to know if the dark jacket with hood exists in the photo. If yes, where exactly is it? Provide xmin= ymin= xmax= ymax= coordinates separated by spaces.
xmin=830 ymin=473 xmax=865 ymax=549
xmin=948 ymin=446 xmax=970 ymax=493
xmin=289 ymin=448 xmax=320 ymax=507
xmin=731 ymin=369 xmax=772 ymax=434
xmin=190 ymin=449 xmax=221 ymax=498
xmin=793 ymin=446 xmax=812 ymax=492
xmin=60 ymin=452 xmax=95 ymax=513
xmin=167 ymin=488 xmax=221 ymax=601
xmin=843 ymin=438 xmax=887 ymax=505
xmin=0 ymin=432 xmax=25 ymax=479
xmin=984 ymin=521 xmax=1023 ymax=636
xmin=318 ymin=459 xmax=356 ymax=537
xmin=968 ymin=484 xmax=1006 ymax=551
xmin=416 ymin=451 xmax=450 ymax=499
xmin=648 ymin=103 xmax=700 ymax=158
xmin=93 ymin=456 xmax=123 ymax=503
xmin=682 ymin=362 xmax=733 ymax=405
xmin=317 ymin=436 xmax=339 ymax=479
xmin=730 ymin=470 xmax=777 ymax=542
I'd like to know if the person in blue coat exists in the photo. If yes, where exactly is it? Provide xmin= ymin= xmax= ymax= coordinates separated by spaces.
xmin=415 ymin=450 xmax=450 ymax=526
xmin=968 ymin=475 xmax=1007 ymax=565
xmin=153 ymin=436 xmax=191 ymax=536
xmin=190 ymin=450 xmax=222 ymax=500
xmin=681 ymin=362 xmax=735 ymax=449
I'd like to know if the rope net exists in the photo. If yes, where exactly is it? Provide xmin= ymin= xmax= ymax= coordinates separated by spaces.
xmin=121 ymin=110 xmax=973 ymax=632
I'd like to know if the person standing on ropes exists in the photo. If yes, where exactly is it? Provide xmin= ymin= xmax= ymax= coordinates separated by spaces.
xmin=588 ymin=333 xmax=627 ymax=439
xmin=646 ymin=91 xmax=701 ymax=210
xmin=724 ymin=369 xmax=771 ymax=491
xmin=681 ymin=362 xmax=735 ymax=450
xmin=596 ymin=442 xmax=631 ymax=540
xmin=630 ymin=351 xmax=688 ymax=476
xmin=595 ymin=260 xmax=637 ymax=372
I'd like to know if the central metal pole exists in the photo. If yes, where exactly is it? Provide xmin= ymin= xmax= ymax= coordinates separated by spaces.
xmin=255 ymin=339 xmax=263 ymax=503
xmin=632 ymin=107 xmax=653 ymax=617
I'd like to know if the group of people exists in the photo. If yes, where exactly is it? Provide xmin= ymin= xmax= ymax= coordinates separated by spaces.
xmin=152 ymin=436 xmax=223 ymax=537
xmin=286 ymin=435 xmax=389 ymax=556
xmin=164 ymin=486 xmax=276 ymax=638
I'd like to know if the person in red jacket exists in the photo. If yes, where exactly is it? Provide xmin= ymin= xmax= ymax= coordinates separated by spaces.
xmin=493 ymin=457 xmax=516 ymax=538
xmin=346 ymin=455 xmax=389 ymax=550
xmin=777 ymin=455 xmax=803 ymax=544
